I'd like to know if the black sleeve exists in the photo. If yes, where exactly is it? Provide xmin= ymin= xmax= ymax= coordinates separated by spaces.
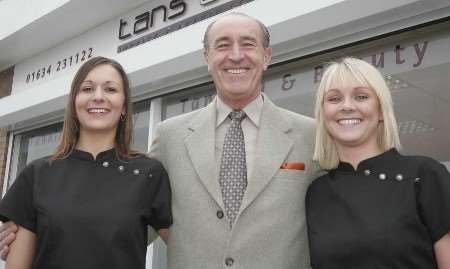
xmin=416 ymin=159 xmax=450 ymax=243
xmin=144 ymin=160 xmax=172 ymax=230
xmin=0 ymin=164 xmax=37 ymax=233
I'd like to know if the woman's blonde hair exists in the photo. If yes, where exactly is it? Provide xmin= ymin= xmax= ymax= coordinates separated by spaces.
xmin=51 ymin=56 xmax=138 ymax=160
xmin=313 ymin=57 xmax=401 ymax=169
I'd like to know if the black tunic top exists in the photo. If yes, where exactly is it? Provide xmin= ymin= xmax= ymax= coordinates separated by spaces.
xmin=306 ymin=149 xmax=450 ymax=269
xmin=0 ymin=148 xmax=172 ymax=269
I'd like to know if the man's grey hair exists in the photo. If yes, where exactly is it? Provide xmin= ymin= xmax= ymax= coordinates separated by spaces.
xmin=202 ymin=12 xmax=270 ymax=51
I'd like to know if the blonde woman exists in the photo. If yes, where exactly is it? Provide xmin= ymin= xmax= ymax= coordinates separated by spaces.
xmin=306 ymin=57 xmax=450 ymax=268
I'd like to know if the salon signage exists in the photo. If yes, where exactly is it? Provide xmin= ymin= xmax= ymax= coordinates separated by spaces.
xmin=117 ymin=0 xmax=255 ymax=53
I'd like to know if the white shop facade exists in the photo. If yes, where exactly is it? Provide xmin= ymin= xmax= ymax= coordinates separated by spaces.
xmin=0 ymin=0 xmax=449 ymax=268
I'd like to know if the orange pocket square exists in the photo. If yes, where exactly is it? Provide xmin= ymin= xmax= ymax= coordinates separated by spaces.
xmin=280 ymin=162 xmax=305 ymax=170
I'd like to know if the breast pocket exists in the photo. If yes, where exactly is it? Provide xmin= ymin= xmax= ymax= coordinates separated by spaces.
xmin=273 ymin=169 xmax=307 ymax=181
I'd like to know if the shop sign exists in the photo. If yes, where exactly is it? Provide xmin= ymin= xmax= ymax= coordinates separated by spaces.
xmin=117 ymin=0 xmax=255 ymax=53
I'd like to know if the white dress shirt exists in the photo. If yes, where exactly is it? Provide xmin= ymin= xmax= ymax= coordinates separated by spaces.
xmin=215 ymin=95 xmax=263 ymax=180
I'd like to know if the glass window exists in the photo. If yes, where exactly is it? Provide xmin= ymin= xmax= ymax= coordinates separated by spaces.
xmin=7 ymin=123 xmax=63 ymax=187
xmin=161 ymin=84 xmax=216 ymax=120
xmin=133 ymin=99 xmax=152 ymax=152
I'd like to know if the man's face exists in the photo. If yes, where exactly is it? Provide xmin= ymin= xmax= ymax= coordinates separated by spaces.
xmin=204 ymin=15 xmax=272 ymax=108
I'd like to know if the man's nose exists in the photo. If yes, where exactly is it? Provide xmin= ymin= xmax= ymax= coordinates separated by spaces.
xmin=228 ymin=44 xmax=244 ymax=61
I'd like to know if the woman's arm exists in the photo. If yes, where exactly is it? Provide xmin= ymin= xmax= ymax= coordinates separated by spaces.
xmin=5 ymin=226 xmax=36 ymax=269
xmin=435 ymin=233 xmax=450 ymax=269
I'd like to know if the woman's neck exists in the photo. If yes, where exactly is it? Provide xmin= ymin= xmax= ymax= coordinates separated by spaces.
xmin=76 ymin=130 xmax=116 ymax=158
xmin=336 ymin=143 xmax=383 ymax=170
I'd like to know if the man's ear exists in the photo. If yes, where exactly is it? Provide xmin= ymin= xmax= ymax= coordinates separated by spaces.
xmin=204 ymin=50 xmax=210 ymax=72
xmin=263 ymin=47 xmax=272 ymax=71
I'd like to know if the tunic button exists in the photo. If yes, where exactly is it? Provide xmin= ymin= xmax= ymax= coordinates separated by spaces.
xmin=414 ymin=177 xmax=421 ymax=183
xmin=216 ymin=210 xmax=224 ymax=219
xmin=102 ymin=161 xmax=109 ymax=168
xmin=378 ymin=173 xmax=387 ymax=180
xmin=395 ymin=174 xmax=403 ymax=181
xmin=225 ymin=257 xmax=234 ymax=266
xmin=118 ymin=165 xmax=125 ymax=172
xmin=148 ymin=173 xmax=153 ymax=178
xmin=133 ymin=169 xmax=140 ymax=175
xmin=363 ymin=169 xmax=371 ymax=176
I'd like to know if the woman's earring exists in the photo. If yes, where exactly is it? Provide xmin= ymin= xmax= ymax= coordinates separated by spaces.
xmin=120 ymin=114 xmax=125 ymax=122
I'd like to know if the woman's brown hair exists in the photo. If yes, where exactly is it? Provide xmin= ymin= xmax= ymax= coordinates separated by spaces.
xmin=51 ymin=56 xmax=138 ymax=160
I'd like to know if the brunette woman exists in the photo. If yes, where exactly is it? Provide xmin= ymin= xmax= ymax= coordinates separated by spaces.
xmin=0 ymin=56 xmax=171 ymax=269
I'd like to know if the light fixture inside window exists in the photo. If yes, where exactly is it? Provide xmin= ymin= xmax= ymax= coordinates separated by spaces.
xmin=385 ymin=75 xmax=411 ymax=90
xmin=398 ymin=120 xmax=435 ymax=135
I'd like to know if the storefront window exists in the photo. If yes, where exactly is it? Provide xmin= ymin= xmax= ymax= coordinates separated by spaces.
xmin=162 ymin=84 xmax=216 ymax=120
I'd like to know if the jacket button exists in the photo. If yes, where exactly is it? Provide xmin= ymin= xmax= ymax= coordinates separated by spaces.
xmin=102 ymin=161 xmax=109 ymax=168
xmin=225 ymin=257 xmax=234 ymax=266
xmin=216 ymin=210 xmax=224 ymax=219
xmin=395 ymin=174 xmax=403 ymax=181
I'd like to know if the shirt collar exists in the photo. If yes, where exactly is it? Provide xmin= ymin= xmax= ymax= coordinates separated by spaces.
xmin=216 ymin=95 xmax=264 ymax=128
xmin=335 ymin=148 xmax=399 ymax=172
xmin=70 ymin=147 xmax=117 ymax=162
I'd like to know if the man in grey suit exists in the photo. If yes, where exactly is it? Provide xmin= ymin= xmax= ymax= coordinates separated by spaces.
xmin=0 ymin=13 xmax=318 ymax=269
xmin=150 ymin=13 xmax=318 ymax=268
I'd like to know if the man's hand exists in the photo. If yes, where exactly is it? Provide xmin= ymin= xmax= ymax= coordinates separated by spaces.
xmin=0 ymin=221 xmax=18 ymax=260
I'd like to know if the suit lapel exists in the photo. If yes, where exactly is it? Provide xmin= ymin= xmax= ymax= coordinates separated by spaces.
xmin=240 ymin=97 xmax=294 ymax=213
xmin=184 ymin=99 xmax=224 ymax=209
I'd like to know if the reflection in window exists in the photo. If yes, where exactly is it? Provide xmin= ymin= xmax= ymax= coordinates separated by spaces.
xmin=162 ymin=84 xmax=215 ymax=120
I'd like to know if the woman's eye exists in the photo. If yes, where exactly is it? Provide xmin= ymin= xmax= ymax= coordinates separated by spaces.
xmin=355 ymin=95 xmax=368 ymax=101
xmin=326 ymin=96 xmax=341 ymax=103
xmin=81 ymin=87 xmax=93 ymax=93
xmin=105 ymin=87 xmax=117 ymax=93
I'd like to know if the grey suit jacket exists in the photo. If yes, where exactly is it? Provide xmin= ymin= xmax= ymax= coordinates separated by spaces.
xmin=150 ymin=95 xmax=318 ymax=269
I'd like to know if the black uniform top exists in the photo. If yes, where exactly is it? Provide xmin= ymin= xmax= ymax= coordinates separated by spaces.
xmin=0 ymin=148 xmax=172 ymax=269
xmin=306 ymin=149 xmax=450 ymax=269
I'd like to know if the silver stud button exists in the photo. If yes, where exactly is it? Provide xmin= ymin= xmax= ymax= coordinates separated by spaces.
xmin=378 ymin=173 xmax=387 ymax=180
xmin=118 ymin=165 xmax=125 ymax=172
xmin=148 ymin=173 xmax=152 ymax=178
xmin=414 ymin=177 xmax=421 ymax=183
xmin=102 ymin=161 xmax=109 ymax=168
xmin=133 ymin=169 xmax=140 ymax=175
xmin=363 ymin=169 xmax=371 ymax=176
xmin=395 ymin=174 xmax=403 ymax=181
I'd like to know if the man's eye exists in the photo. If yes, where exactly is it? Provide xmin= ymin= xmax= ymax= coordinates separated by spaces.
xmin=217 ymin=44 xmax=227 ymax=48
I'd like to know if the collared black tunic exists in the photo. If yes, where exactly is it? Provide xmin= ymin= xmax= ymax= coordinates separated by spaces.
xmin=0 ymin=148 xmax=172 ymax=269
xmin=306 ymin=149 xmax=450 ymax=269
